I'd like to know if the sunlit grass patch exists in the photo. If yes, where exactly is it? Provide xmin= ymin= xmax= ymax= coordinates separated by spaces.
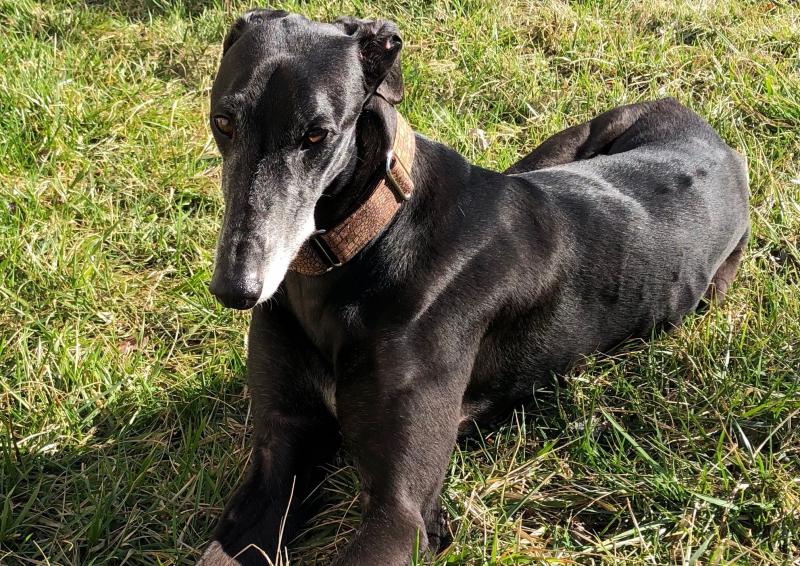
xmin=1 ymin=0 xmax=798 ymax=564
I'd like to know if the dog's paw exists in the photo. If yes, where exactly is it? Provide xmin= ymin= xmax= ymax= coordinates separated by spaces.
xmin=196 ymin=541 xmax=241 ymax=566
xmin=426 ymin=507 xmax=453 ymax=554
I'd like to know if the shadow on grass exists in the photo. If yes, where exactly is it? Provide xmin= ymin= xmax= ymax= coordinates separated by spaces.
xmin=4 ymin=345 xmax=798 ymax=564
xmin=1 ymin=367 xmax=250 ymax=565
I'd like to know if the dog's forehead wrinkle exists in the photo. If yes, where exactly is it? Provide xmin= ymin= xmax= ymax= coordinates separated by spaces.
xmin=242 ymin=60 xmax=323 ymax=122
xmin=244 ymin=57 xmax=288 ymax=102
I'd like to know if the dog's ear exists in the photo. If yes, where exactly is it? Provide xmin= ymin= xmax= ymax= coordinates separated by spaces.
xmin=334 ymin=17 xmax=404 ymax=105
xmin=222 ymin=8 xmax=289 ymax=56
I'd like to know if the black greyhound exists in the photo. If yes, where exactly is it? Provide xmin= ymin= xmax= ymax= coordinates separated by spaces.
xmin=199 ymin=9 xmax=749 ymax=565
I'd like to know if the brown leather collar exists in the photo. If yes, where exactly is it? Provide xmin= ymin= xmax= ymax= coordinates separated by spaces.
xmin=288 ymin=112 xmax=416 ymax=276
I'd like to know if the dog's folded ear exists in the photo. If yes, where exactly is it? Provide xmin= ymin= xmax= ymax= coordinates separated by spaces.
xmin=334 ymin=17 xmax=404 ymax=105
xmin=222 ymin=8 xmax=290 ymax=56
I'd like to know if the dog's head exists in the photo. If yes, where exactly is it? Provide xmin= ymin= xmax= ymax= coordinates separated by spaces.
xmin=208 ymin=9 xmax=404 ymax=309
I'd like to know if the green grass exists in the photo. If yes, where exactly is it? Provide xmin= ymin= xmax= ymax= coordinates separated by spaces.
xmin=1 ymin=0 xmax=798 ymax=564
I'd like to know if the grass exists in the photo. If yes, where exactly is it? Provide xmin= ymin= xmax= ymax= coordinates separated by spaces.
xmin=1 ymin=0 xmax=798 ymax=564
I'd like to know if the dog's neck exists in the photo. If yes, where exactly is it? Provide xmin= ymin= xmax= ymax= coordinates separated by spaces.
xmin=314 ymin=96 xmax=399 ymax=231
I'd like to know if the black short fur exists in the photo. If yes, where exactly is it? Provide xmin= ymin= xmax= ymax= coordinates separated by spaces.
xmin=199 ymin=9 xmax=749 ymax=566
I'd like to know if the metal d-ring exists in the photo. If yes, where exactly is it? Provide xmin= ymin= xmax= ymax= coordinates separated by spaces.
xmin=385 ymin=150 xmax=411 ymax=202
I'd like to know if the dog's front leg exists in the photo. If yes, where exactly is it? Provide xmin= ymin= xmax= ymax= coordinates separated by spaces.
xmin=330 ymin=344 xmax=469 ymax=566
xmin=199 ymin=305 xmax=338 ymax=566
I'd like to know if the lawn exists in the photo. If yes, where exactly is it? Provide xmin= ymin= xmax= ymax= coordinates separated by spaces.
xmin=1 ymin=0 xmax=799 ymax=564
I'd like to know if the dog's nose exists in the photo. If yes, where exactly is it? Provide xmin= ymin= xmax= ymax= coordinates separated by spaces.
xmin=209 ymin=276 xmax=263 ymax=310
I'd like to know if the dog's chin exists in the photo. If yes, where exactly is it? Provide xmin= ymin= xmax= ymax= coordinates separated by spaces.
xmin=255 ymin=215 xmax=316 ymax=305
xmin=255 ymin=248 xmax=293 ymax=305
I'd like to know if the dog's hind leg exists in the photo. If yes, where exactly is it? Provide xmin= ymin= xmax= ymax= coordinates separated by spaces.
xmin=198 ymin=306 xmax=339 ymax=566
xmin=505 ymin=98 xmax=713 ymax=174
xmin=704 ymin=230 xmax=749 ymax=306
xmin=504 ymin=101 xmax=653 ymax=173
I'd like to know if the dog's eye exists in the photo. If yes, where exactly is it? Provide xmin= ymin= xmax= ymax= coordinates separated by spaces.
xmin=303 ymin=128 xmax=328 ymax=146
xmin=213 ymin=115 xmax=235 ymax=137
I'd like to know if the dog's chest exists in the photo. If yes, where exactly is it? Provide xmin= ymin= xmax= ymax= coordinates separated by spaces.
xmin=284 ymin=284 xmax=344 ymax=353
xmin=318 ymin=380 xmax=338 ymax=417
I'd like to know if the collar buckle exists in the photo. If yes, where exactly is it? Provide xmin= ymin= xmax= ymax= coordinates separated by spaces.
xmin=288 ymin=111 xmax=415 ymax=276
xmin=309 ymin=229 xmax=342 ymax=272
